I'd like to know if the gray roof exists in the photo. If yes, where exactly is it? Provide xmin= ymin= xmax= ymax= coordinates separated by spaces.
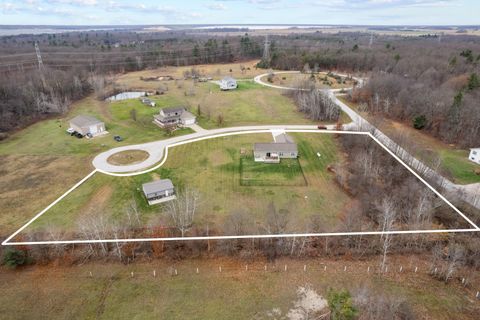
xmin=162 ymin=107 xmax=185 ymax=114
xmin=222 ymin=76 xmax=236 ymax=82
xmin=180 ymin=110 xmax=196 ymax=120
xmin=142 ymin=179 xmax=174 ymax=195
xmin=274 ymin=133 xmax=295 ymax=144
xmin=254 ymin=143 xmax=298 ymax=153
xmin=70 ymin=115 xmax=103 ymax=127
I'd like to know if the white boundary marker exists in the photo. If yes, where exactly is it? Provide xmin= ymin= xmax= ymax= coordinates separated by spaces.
xmin=2 ymin=129 xmax=479 ymax=246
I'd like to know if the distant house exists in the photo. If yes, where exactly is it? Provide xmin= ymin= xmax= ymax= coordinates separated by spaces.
xmin=154 ymin=107 xmax=196 ymax=127
xmin=469 ymin=148 xmax=480 ymax=164
xmin=69 ymin=115 xmax=106 ymax=137
xmin=142 ymin=179 xmax=176 ymax=205
xmin=220 ymin=76 xmax=237 ymax=90
xmin=254 ymin=133 xmax=298 ymax=163
xmin=140 ymin=97 xmax=156 ymax=107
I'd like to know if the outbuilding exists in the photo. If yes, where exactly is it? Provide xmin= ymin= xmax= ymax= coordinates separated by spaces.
xmin=142 ymin=179 xmax=176 ymax=205
xmin=220 ymin=76 xmax=237 ymax=90
xmin=69 ymin=115 xmax=106 ymax=137
xmin=469 ymin=148 xmax=480 ymax=164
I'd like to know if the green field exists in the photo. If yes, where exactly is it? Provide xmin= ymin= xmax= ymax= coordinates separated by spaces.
xmin=19 ymin=132 xmax=348 ymax=238
xmin=240 ymin=157 xmax=307 ymax=186
xmin=0 ymin=97 xmax=193 ymax=157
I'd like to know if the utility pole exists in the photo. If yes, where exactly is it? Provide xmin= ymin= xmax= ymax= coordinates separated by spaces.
xmin=261 ymin=35 xmax=270 ymax=66
xmin=369 ymin=33 xmax=374 ymax=48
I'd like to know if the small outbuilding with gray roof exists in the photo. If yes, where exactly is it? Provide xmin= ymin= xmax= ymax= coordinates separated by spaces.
xmin=69 ymin=115 xmax=106 ymax=137
xmin=142 ymin=179 xmax=176 ymax=205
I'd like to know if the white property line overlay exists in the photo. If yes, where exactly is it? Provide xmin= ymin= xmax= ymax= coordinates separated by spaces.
xmin=2 ymin=129 xmax=479 ymax=246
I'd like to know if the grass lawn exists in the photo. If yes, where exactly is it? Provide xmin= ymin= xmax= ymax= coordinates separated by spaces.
xmin=338 ymin=96 xmax=480 ymax=185
xmin=20 ymin=132 xmax=349 ymax=238
xmin=240 ymin=157 xmax=307 ymax=186
xmin=0 ymin=256 xmax=477 ymax=320
xmin=0 ymin=96 xmax=193 ymax=157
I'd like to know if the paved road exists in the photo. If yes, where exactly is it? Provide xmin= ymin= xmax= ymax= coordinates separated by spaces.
xmin=254 ymin=71 xmax=479 ymax=210
xmin=92 ymin=124 xmax=322 ymax=174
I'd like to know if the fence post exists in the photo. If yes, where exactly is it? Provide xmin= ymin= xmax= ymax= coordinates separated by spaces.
xmin=344 ymin=266 xmax=347 ymax=272
xmin=219 ymin=266 xmax=222 ymax=273
xmin=414 ymin=266 xmax=418 ymax=273
xmin=196 ymin=267 xmax=199 ymax=274
xmin=284 ymin=265 xmax=287 ymax=272
xmin=324 ymin=265 xmax=327 ymax=271
xmin=367 ymin=266 xmax=370 ymax=273
xmin=304 ymin=265 xmax=307 ymax=272
xmin=264 ymin=265 xmax=267 ymax=271
xmin=89 ymin=271 xmax=93 ymax=277
xmin=245 ymin=265 xmax=248 ymax=271
xmin=153 ymin=270 xmax=156 ymax=277
xmin=131 ymin=272 xmax=134 ymax=278
xmin=174 ymin=269 xmax=178 ymax=276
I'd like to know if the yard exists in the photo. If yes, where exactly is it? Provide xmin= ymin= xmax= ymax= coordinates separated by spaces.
xmin=338 ymin=96 xmax=480 ymax=185
xmin=17 ymin=132 xmax=349 ymax=239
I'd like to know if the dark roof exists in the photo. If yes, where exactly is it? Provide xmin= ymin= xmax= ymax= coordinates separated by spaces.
xmin=142 ymin=179 xmax=174 ymax=195
xmin=70 ymin=115 xmax=103 ymax=127
xmin=254 ymin=143 xmax=298 ymax=153
xmin=162 ymin=107 xmax=185 ymax=114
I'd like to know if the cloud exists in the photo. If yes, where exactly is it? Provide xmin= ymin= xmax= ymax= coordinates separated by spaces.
xmin=207 ymin=3 xmax=227 ymax=10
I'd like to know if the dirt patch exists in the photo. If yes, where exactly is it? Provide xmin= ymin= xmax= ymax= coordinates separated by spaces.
xmin=107 ymin=150 xmax=149 ymax=166
xmin=82 ymin=184 xmax=113 ymax=216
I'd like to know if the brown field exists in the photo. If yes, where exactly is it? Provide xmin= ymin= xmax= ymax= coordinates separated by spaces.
xmin=0 ymin=254 xmax=478 ymax=319
xmin=107 ymin=150 xmax=150 ymax=166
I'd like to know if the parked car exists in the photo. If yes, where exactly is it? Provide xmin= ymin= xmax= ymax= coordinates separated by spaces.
xmin=75 ymin=132 xmax=83 ymax=139
xmin=317 ymin=125 xmax=327 ymax=130
xmin=114 ymin=135 xmax=123 ymax=142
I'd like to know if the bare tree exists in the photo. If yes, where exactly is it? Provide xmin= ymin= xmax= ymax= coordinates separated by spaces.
xmin=164 ymin=188 xmax=200 ymax=237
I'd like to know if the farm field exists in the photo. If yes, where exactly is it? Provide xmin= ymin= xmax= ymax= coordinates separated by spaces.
xmin=338 ymin=97 xmax=480 ymax=185
xmin=17 ymin=132 xmax=350 ymax=239
xmin=0 ymin=255 xmax=478 ymax=320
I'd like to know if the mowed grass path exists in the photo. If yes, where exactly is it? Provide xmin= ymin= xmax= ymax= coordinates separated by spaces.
xmin=22 ymin=133 xmax=349 ymax=237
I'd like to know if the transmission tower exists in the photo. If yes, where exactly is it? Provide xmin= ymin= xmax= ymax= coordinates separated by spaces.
xmin=262 ymin=35 xmax=270 ymax=65
xmin=369 ymin=33 xmax=374 ymax=48
xmin=34 ymin=42 xmax=44 ymax=70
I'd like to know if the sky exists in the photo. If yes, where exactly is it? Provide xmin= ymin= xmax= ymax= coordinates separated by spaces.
xmin=0 ymin=0 xmax=479 ymax=26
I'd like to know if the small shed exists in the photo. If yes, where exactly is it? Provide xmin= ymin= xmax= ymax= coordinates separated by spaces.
xmin=142 ymin=179 xmax=176 ymax=205
xmin=469 ymin=148 xmax=480 ymax=164
xmin=69 ymin=115 xmax=105 ymax=137
xmin=141 ymin=97 xmax=156 ymax=107
xmin=220 ymin=76 xmax=237 ymax=90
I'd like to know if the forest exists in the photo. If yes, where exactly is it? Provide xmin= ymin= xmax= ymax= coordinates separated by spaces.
xmin=1 ymin=30 xmax=479 ymax=147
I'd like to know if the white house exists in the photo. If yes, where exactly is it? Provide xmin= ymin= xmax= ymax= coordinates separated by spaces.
xmin=154 ymin=107 xmax=196 ymax=127
xmin=469 ymin=148 xmax=480 ymax=164
xmin=220 ymin=76 xmax=237 ymax=90
xmin=253 ymin=133 xmax=298 ymax=163
xmin=69 ymin=115 xmax=106 ymax=137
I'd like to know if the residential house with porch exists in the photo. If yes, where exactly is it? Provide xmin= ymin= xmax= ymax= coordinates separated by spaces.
xmin=154 ymin=107 xmax=196 ymax=127
xmin=253 ymin=133 xmax=298 ymax=163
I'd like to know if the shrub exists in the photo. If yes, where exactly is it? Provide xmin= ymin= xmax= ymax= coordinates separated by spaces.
xmin=327 ymin=289 xmax=358 ymax=320
xmin=2 ymin=248 xmax=28 ymax=269
xmin=412 ymin=115 xmax=427 ymax=130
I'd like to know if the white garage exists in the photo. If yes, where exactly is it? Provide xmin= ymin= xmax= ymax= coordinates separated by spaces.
xmin=69 ymin=115 xmax=106 ymax=137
